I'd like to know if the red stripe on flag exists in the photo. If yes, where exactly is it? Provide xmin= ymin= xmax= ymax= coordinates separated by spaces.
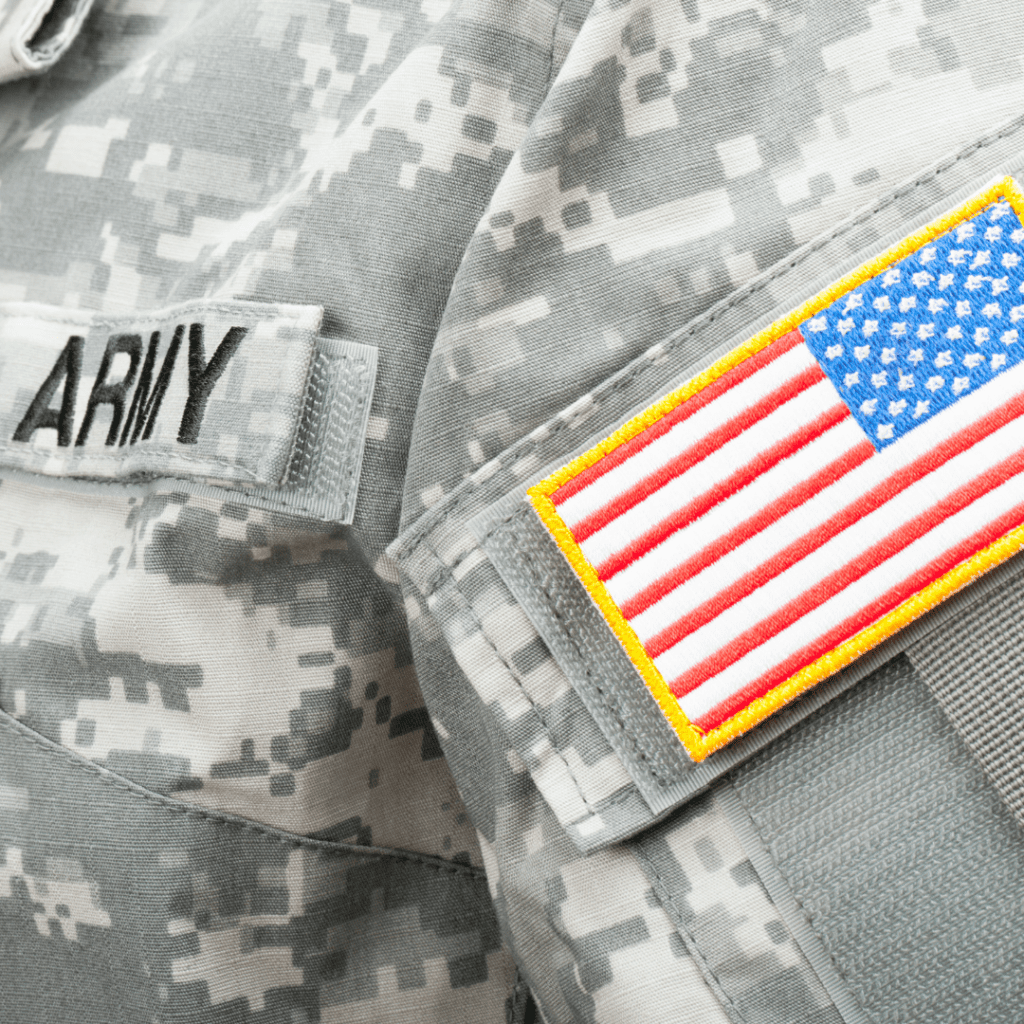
xmin=646 ymin=387 xmax=1024 ymax=661
xmin=551 ymin=328 xmax=806 ymax=506
xmin=597 ymin=404 xmax=852 ymax=582
xmin=691 ymin=497 xmax=1024 ymax=732
xmin=617 ymin=441 xmax=875 ymax=618
xmin=668 ymin=443 xmax=1024 ymax=698
xmin=572 ymin=364 xmax=827 ymax=543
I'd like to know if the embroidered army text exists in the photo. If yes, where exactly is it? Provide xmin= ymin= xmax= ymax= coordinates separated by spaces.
xmin=12 ymin=322 xmax=246 ymax=448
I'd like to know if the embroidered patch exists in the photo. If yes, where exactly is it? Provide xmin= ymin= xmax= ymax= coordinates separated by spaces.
xmin=529 ymin=176 xmax=1024 ymax=762
xmin=0 ymin=300 xmax=378 ymax=522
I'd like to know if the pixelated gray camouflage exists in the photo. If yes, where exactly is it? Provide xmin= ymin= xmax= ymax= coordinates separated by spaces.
xmin=1 ymin=710 xmax=508 ymax=1023
xmin=394 ymin=0 xmax=1024 ymax=851
xmin=0 ymin=0 xmax=535 ymax=1018
xmin=4 ymin=0 xmax=1024 ymax=1021
xmin=394 ymin=0 xmax=1024 ymax=1019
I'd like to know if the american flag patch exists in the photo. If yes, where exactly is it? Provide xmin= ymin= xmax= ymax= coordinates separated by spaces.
xmin=529 ymin=177 xmax=1024 ymax=762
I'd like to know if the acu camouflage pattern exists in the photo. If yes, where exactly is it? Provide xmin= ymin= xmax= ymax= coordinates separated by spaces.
xmin=1 ymin=710 xmax=505 ymax=1023
xmin=393 ymin=0 xmax=1024 ymax=850
xmin=0 ymin=0 xmax=554 ymax=1018
xmin=3 ymin=0 xmax=1024 ymax=1022
xmin=469 ymin=727 xmax=842 ymax=1024
xmin=394 ymin=0 xmax=1024 ymax=1019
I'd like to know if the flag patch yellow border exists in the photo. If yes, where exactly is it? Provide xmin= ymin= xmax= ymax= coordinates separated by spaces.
xmin=528 ymin=175 xmax=1024 ymax=762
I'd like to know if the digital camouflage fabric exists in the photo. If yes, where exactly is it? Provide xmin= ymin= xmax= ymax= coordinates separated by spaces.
xmin=3 ymin=1 xmax=1024 ymax=1022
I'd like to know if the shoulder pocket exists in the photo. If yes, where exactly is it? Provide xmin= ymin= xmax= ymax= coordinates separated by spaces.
xmin=391 ymin=151 xmax=1024 ymax=852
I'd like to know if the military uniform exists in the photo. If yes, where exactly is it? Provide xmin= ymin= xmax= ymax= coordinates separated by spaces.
xmin=3 ymin=1 xmax=1024 ymax=1021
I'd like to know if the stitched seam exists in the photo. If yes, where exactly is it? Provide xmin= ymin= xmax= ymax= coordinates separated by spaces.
xmin=422 ymin=532 xmax=599 ymax=815
xmin=544 ymin=0 xmax=564 ymax=90
xmin=585 ymin=782 xmax=636 ymax=814
xmin=420 ymin=521 xmax=648 ymax=821
xmin=0 ymin=712 xmax=482 ymax=879
xmin=422 ymin=522 xmax=654 ymax=821
xmin=507 ymin=968 xmax=528 ymax=1024
xmin=513 ymin=520 xmax=669 ymax=788
xmin=506 ymin=969 xmax=517 ymax=1024
xmin=420 ymin=503 xmax=532 ymax=601
xmin=421 ymin=548 xmax=642 ymax=828
xmin=633 ymin=843 xmax=750 ymax=1024
xmin=558 ymin=784 xmax=642 ymax=829
xmin=393 ymin=114 xmax=1024 ymax=562
xmin=726 ymin=778 xmax=869 ymax=1016
xmin=423 ymin=538 xmax=596 ymax=815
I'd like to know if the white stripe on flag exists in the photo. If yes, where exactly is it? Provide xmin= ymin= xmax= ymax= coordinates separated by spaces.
xmin=554 ymin=342 xmax=819 ymax=529
xmin=603 ymin=417 xmax=867 ymax=606
xmin=679 ymin=471 xmax=1024 ymax=723
xmin=577 ymin=379 xmax=842 ymax=568
xmin=651 ymin=413 xmax=1024 ymax=677
xmin=552 ymin=331 xmax=1024 ymax=734
xmin=630 ymin=354 xmax=1024 ymax=654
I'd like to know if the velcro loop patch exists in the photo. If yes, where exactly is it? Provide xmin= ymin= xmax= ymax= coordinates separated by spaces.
xmin=530 ymin=175 xmax=1024 ymax=762
xmin=0 ymin=300 xmax=377 ymax=522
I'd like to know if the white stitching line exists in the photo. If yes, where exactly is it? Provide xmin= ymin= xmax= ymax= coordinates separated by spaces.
xmin=633 ymin=841 xmax=751 ymax=1024
xmin=420 ymin=519 xmax=652 ymax=823
xmin=0 ymin=710 xmax=484 ymax=879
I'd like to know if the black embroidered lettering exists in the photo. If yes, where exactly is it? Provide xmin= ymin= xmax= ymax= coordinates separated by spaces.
xmin=178 ymin=323 xmax=247 ymax=444
xmin=12 ymin=336 xmax=84 ymax=447
xmin=75 ymin=333 xmax=143 ymax=446
xmin=119 ymin=325 xmax=184 ymax=446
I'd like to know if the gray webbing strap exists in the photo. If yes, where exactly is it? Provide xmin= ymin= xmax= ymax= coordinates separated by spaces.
xmin=909 ymin=565 xmax=1024 ymax=828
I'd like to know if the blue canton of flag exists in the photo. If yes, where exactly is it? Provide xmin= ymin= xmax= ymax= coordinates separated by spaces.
xmin=803 ymin=200 xmax=1024 ymax=448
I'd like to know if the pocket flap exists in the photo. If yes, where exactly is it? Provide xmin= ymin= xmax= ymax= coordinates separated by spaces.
xmin=392 ymin=155 xmax=1024 ymax=852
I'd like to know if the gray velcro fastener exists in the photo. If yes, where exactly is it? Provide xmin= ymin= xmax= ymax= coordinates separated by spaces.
xmin=909 ymin=564 xmax=1024 ymax=828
